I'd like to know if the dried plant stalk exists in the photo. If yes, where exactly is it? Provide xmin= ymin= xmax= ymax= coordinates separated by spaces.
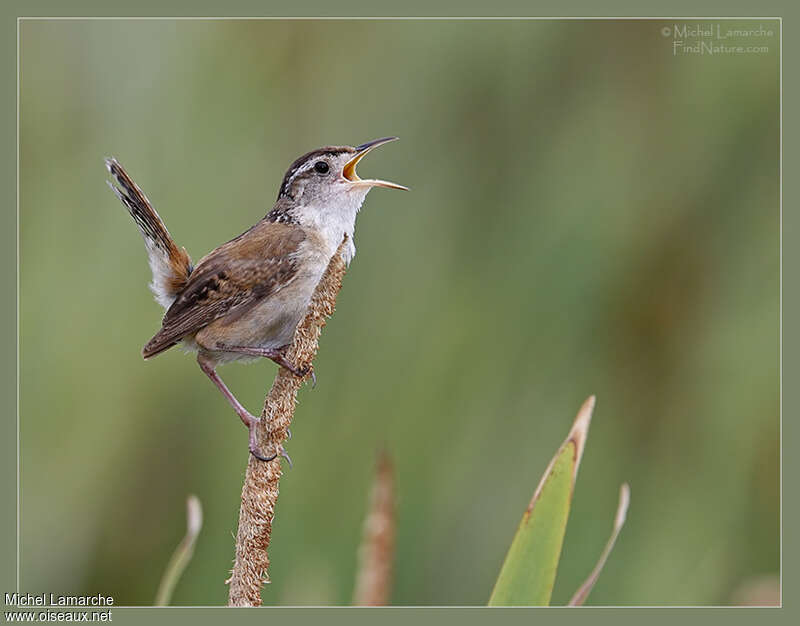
xmin=227 ymin=238 xmax=348 ymax=607
xmin=352 ymin=450 xmax=395 ymax=606
xmin=567 ymin=482 xmax=630 ymax=606
xmin=155 ymin=495 xmax=203 ymax=606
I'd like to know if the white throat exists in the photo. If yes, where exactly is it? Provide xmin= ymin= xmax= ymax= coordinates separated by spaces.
xmin=299 ymin=189 xmax=369 ymax=264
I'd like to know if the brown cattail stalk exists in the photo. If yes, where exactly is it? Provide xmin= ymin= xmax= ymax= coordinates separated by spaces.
xmin=227 ymin=237 xmax=348 ymax=607
xmin=352 ymin=450 xmax=395 ymax=606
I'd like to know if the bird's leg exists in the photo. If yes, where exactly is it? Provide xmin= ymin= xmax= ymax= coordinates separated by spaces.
xmin=222 ymin=344 xmax=315 ymax=386
xmin=196 ymin=353 xmax=282 ymax=462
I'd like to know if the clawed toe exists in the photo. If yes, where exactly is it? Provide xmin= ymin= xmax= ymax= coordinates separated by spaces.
xmin=246 ymin=419 xmax=294 ymax=466
xmin=247 ymin=419 xmax=276 ymax=462
xmin=297 ymin=365 xmax=316 ymax=387
xmin=287 ymin=363 xmax=316 ymax=387
xmin=249 ymin=444 xmax=278 ymax=462
xmin=249 ymin=441 xmax=293 ymax=467
xmin=279 ymin=446 xmax=293 ymax=469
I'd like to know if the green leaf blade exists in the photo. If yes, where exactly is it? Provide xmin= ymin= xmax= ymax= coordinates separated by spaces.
xmin=489 ymin=443 xmax=575 ymax=605
xmin=488 ymin=396 xmax=595 ymax=606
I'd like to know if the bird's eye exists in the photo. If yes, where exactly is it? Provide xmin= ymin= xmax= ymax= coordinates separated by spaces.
xmin=314 ymin=161 xmax=329 ymax=174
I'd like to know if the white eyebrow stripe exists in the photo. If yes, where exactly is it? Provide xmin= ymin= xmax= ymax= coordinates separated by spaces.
xmin=291 ymin=160 xmax=315 ymax=180
xmin=281 ymin=160 xmax=316 ymax=195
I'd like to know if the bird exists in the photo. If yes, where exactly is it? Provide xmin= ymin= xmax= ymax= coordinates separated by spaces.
xmin=105 ymin=137 xmax=407 ymax=462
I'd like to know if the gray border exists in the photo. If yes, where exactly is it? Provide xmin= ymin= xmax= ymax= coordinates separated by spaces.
xmin=5 ymin=5 xmax=791 ymax=624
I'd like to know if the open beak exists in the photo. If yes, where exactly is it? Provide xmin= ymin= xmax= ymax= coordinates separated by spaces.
xmin=343 ymin=137 xmax=408 ymax=191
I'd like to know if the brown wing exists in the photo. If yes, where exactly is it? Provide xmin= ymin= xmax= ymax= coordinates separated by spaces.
xmin=142 ymin=221 xmax=306 ymax=358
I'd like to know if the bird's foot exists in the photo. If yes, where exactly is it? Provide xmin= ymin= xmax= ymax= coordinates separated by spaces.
xmin=247 ymin=418 xmax=277 ymax=462
xmin=226 ymin=345 xmax=316 ymax=386
xmin=299 ymin=365 xmax=316 ymax=388
xmin=278 ymin=358 xmax=315 ymax=387
xmin=246 ymin=417 xmax=294 ymax=466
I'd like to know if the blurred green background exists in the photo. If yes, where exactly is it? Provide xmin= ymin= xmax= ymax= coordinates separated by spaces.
xmin=19 ymin=19 xmax=779 ymax=606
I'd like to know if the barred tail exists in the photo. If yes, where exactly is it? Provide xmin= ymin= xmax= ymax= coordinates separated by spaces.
xmin=105 ymin=158 xmax=192 ymax=308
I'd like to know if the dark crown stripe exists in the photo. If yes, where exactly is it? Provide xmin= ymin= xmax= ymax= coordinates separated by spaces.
xmin=277 ymin=146 xmax=352 ymax=199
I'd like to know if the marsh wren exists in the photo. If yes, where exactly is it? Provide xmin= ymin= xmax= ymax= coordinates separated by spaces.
xmin=106 ymin=137 xmax=406 ymax=461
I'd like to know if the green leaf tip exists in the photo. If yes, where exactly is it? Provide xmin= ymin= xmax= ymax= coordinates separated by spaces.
xmin=488 ymin=396 xmax=596 ymax=607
